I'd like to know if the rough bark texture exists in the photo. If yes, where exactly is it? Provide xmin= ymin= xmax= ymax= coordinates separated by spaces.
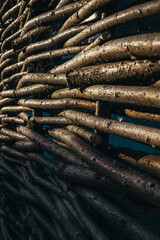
xmin=0 ymin=0 xmax=160 ymax=239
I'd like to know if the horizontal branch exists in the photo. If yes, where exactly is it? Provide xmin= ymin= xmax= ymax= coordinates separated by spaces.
xmin=2 ymin=117 xmax=24 ymax=125
xmin=29 ymin=116 xmax=73 ymax=125
xmin=109 ymin=147 xmax=160 ymax=179
xmin=21 ymin=0 xmax=89 ymax=35
xmin=66 ymin=125 xmax=102 ymax=144
xmin=125 ymin=109 xmax=160 ymax=122
xmin=18 ymin=98 xmax=96 ymax=110
xmin=64 ymin=0 xmax=160 ymax=47
xmin=51 ymin=33 xmax=160 ymax=74
xmin=21 ymin=46 xmax=86 ymax=72
xmin=16 ymin=72 xmax=67 ymax=89
xmin=1 ymin=127 xmax=28 ymax=141
xmin=20 ymin=25 xmax=87 ymax=59
xmin=59 ymin=0 xmax=113 ymax=32
xmin=52 ymin=85 xmax=160 ymax=109
xmin=0 ymin=106 xmax=33 ymax=114
xmin=65 ymin=60 xmax=160 ymax=88
xmin=59 ymin=110 xmax=160 ymax=148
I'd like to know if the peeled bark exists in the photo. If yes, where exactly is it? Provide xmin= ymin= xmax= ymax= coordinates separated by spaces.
xmin=0 ymin=98 xmax=15 ymax=108
xmin=109 ymin=147 xmax=160 ymax=179
xmin=18 ymin=98 xmax=96 ymax=111
xmin=60 ymin=110 xmax=160 ymax=149
xmin=1 ymin=90 xmax=15 ymax=98
xmin=56 ymin=0 xmax=76 ymax=9
xmin=1 ymin=128 xmax=28 ymax=141
xmin=16 ymin=72 xmax=67 ymax=89
xmin=0 ymin=106 xmax=33 ymax=114
xmin=81 ymin=30 xmax=112 ymax=52
xmin=1 ymin=72 xmax=26 ymax=88
xmin=52 ymin=85 xmax=160 ymax=109
xmin=1 ymin=30 xmax=22 ymax=52
xmin=125 ymin=109 xmax=160 ymax=122
xmin=64 ymin=0 xmax=160 ymax=47
xmin=65 ymin=125 xmax=102 ymax=144
xmin=0 ymin=0 xmax=10 ymax=20
xmin=18 ymin=2 xmax=30 ymax=29
xmin=1 ymin=0 xmax=160 ymax=235
xmin=18 ymin=112 xmax=29 ymax=123
xmin=14 ymin=84 xmax=55 ymax=97
xmin=59 ymin=0 xmax=113 ymax=32
xmin=1 ymin=61 xmax=23 ymax=80
xmin=65 ymin=60 xmax=160 ymax=88
xmin=29 ymin=116 xmax=73 ymax=125
xmin=12 ymin=26 xmax=53 ymax=51
xmin=0 ymin=49 xmax=18 ymax=63
xmin=153 ymin=79 xmax=160 ymax=87
xmin=1 ymin=14 xmax=23 ymax=41
xmin=21 ymin=46 xmax=86 ymax=71
xmin=2 ymin=117 xmax=24 ymax=125
xmin=21 ymin=25 xmax=87 ymax=58
xmin=4 ymin=18 xmax=19 ymax=28
xmin=0 ymin=114 xmax=7 ymax=119
xmin=21 ymin=0 xmax=90 ymax=35
xmin=51 ymin=33 xmax=160 ymax=74
xmin=0 ymin=58 xmax=16 ymax=74
xmin=17 ymin=0 xmax=27 ymax=16
xmin=2 ymin=3 xmax=21 ymax=23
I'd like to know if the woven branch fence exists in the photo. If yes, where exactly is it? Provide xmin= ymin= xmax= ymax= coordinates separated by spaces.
xmin=0 ymin=0 xmax=160 ymax=239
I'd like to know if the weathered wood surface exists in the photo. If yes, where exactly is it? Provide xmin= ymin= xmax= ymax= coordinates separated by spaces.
xmin=0 ymin=0 xmax=160 ymax=239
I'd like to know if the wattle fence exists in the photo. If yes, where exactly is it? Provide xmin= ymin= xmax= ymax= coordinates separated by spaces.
xmin=0 ymin=0 xmax=160 ymax=239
